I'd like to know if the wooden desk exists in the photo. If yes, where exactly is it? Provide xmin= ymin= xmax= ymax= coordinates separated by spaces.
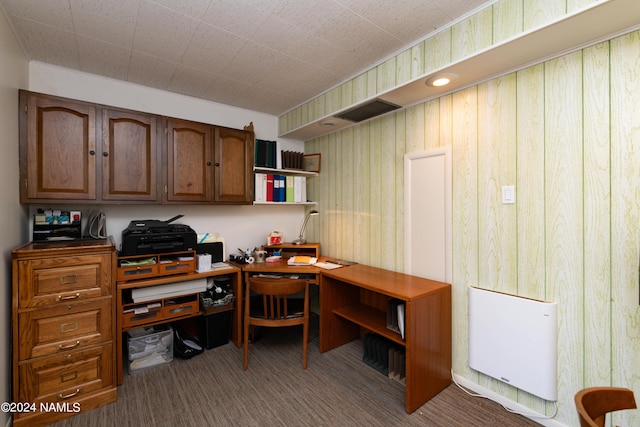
xmin=319 ymin=263 xmax=452 ymax=413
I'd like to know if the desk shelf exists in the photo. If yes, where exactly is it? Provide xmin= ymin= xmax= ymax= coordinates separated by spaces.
xmin=333 ymin=304 xmax=405 ymax=347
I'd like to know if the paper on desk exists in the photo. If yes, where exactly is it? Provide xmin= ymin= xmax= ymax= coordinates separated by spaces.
xmin=287 ymin=256 xmax=317 ymax=266
xmin=315 ymin=261 xmax=343 ymax=270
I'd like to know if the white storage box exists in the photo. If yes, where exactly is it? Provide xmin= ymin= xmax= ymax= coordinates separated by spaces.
xmin=127 ymin=324 xmax=173 ymax=374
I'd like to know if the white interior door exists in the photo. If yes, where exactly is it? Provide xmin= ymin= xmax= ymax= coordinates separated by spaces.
xmin=404 ymin=147 xmax=452 ymax=283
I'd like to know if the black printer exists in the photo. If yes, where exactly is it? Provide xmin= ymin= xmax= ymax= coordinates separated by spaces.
xmin=121 ymin=215 xmax=197 ymax=256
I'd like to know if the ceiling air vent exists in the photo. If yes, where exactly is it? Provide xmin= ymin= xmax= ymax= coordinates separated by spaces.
xmin=336 ymin=99 xmax=400 ymax=123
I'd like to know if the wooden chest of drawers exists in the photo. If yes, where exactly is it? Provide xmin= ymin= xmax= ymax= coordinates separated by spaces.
xmin=11 ymin=238 xmax=117 ymax=427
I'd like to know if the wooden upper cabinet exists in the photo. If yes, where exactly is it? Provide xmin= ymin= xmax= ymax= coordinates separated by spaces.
xmin=21 ymin=92 xmax=97 ymax=201
xmin=102 ymin=109 xmax=159 ymax=201
xmin=213 ymin=125 xmax=254 ymax=203
xmin=165 ymin=118 xmax=213 ymax=202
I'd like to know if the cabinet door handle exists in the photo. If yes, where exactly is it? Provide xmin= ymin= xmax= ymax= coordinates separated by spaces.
xmin=89 ymin=150 xmax=96 ymax=155
xmin=57 ymin=340 xmax=81 ymax=351
xmin=103 ymin=152 xmax=108 ymax=157
xmin=57 ymin=388 xmax=81 ymax=400
xmin=56 ymin=293 xmax=80 ymax=301
xmin=60 ymin=274 xmax=78 ymax=285
xmin=215 ymin=162 xmax=220 ymax=166
xmin=206 ymin=162 xmax=212 ymax=166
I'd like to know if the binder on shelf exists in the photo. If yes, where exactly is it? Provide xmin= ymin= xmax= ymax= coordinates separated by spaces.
xmin=387 ymin=299 xmax=405 ymax=339
xmin=286 ymin=175 xmax=294 ymax=202
xmin=266 ymin=174 xmax=274 ymax=202
xmin=255 ymin=173 xmax=264 ymax=202
xmin=278 ymin=175 xmax=285 ymax=202
xmin=294 ymin=176 xmax=303 ymax=203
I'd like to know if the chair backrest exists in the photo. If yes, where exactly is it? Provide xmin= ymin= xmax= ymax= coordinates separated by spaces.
xmin=575 ymin=387 xmax=637 ymax=427
xmin=246 ymin=277 xmax=308 ymax=321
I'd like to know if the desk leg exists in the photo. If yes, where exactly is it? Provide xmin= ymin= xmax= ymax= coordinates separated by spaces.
xmin=319 ymin=275 xmax=360 ymax=352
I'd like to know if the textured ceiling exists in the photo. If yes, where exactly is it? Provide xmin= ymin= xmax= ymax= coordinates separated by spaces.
xmin=0 ymin=0 xmax=491 ymax=116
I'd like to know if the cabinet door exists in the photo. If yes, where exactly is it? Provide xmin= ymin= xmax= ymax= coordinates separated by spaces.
xmin=166 ymin=118 xmax=213 ymax=202
xmin=23 ymin=93 xmax=97 ymax=201
xmin=213 ymin=127 xmax=254 ymax=203
xmin=102 ymin=109 xmax=159 ymax=201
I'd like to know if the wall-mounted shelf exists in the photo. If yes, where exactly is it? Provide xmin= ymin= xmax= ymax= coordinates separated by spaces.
xmin=253 ymin=166 xmax=318 ymax=177
xmin=253 ymin=201 xmax=317 ymax=206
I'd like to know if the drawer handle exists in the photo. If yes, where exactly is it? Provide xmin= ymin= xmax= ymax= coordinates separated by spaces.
xmin=61 ymin=370 xmax=78 ymax=383
xmin=57 ymin=340 xmax=81 ymax=351
xmin=60 ymin=321 xmax=79 ymax=333
xmin=58 ymin=388 xmax=81 ymax=401
xmin=56 ymin=293 xmax=80 ymax=301
xmin=60 ymin=274 xmax=78 ymax=285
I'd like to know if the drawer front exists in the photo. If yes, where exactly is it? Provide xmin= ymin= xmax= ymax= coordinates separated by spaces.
xmin=18 ymin=344 xmax=114 ymax=404
xmin=18 ymin=254 xmax=112 ymax=308
xmin=19 ymin=299 xmax=112 ymax=360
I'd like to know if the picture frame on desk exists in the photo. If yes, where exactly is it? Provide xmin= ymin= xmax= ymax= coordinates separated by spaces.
xmin=303 ymin=153 xmax=321 ymax=173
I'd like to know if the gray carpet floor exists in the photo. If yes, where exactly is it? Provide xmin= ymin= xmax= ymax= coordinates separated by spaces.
xmin=50 ymin=317 xmax=540 ymax=426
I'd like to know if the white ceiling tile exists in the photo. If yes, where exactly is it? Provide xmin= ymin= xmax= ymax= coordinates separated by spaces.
xmin=69 ymin=0 xmax=140 ymax=26
xmin=128 ymin=51 xmax=179 ymax=88
xmin=168 ymin=65 xmax=216 ymax=98
xmin=76 ymin=36 xmax=130 ymax=81
xmin=1 ymin=0 xmax=74 ymax=31
xmin=136 ymin=0 xmax=198 ymax=43
xmin=72 ymin=10 xmax=136 ymax=48
xmin=148 ymin=0 xmax=212 ymax=19
xmin=133 ymin=27 xmax=190 ymax=63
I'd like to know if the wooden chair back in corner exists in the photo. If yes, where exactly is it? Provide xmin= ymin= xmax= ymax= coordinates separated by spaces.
xmin=575 ymin=386 xmax=637 ymax=427
xmin=243 ymin=277 xmax=309 ymax=370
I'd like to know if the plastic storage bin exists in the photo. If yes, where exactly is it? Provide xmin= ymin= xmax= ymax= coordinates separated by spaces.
xmin=127 ymin=324 xmax=173 ymax=373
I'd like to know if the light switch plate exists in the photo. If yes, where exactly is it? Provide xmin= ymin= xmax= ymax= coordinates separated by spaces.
xmin=502 ymin=186 xmax=515 ymax=204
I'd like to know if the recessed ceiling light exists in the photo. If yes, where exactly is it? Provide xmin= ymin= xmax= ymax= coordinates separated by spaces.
xmin=320 ymin=119 xmax=336 ymax=127
xmin=426 ymin=73 xmax=456 ymax=87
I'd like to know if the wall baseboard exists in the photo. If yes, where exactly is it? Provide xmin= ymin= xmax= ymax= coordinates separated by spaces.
xmin=452 ymin=372 xmax=567 ymax=427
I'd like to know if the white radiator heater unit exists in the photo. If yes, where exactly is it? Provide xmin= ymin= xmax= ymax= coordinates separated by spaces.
xmin=468 ymin=285 xmax=558 ymax=401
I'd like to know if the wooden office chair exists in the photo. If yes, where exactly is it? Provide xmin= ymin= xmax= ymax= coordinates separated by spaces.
xmin=243 ymin=277 xmax=309 ymax=370
xmin=575 ymin=386 xmax=637 ymax=427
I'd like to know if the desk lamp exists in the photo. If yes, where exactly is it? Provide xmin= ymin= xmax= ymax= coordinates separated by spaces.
xmin=292 ymin=210 xmax=319 ymax=245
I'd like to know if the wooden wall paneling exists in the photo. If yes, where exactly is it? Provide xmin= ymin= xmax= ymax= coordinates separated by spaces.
xmin=450 ymin=87 xmax=479 ymax=377
xmin=366 ymin=69 xmax=378 ymax=99
xmin=395 ymin=50 xmax=412 ymax=88
xmin=405 ymin=103 xmax=426 ymax=154
xmin=582 ymin=41 xmax=612 ymax=389
xmin=610 ymin=30 xmax=640 ymax=427
xmin=451 ymin=7 xmax=493 ymax=62
xmin=325 ymin=87 xmax=342 ymax=117
xmin=523 ymin=0 xmax=566 ymax=32
xmin=423 ymin=29 xmax=451 ymax=74
xmin=492 ymin=0 xmax=523 ymax=43
xmin=352 ymin=73 xmax=368 ymax=108
xmin=544 ymin=51 xmax=584 ymax=423
xmin=376 ymin=57 xmax=396 ymax=94
xmin=477 ymin=75 xmax=517 ymax=293
xmin=340 ymin=80 xmax=353 ymax=112
xmin=379 ymin=114 xmax=398 ymax=271
xmin=424 ymin=99 xmax=441 ymax=152
xmin=340 ymin=127 xmax=355 ymax=263
xmin=330 ymin=131 xmax=342 ymax=258
xmin=394 ymin=110 xmax=406 ymax=271
xmin=368 ymin=119 xmax=382 ymax=267
xmin=409 ymin=42 xmax=424 ymax=81
xmin=353 ymin=123 xmax=371 ymax=265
